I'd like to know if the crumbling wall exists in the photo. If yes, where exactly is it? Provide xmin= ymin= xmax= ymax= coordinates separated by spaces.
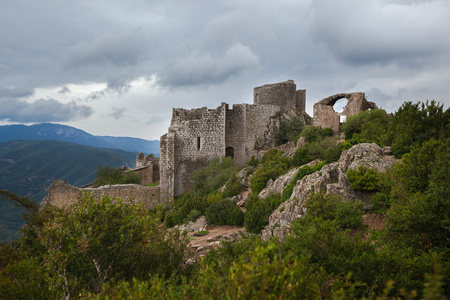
xmin=313 ymin=92 xmax=377 ymax=132
xmin=253 ymin=80 xmax=305 ymax=112
xmin=161 ymin=103 xmax=227 ymax=199
xmin=133 ymin=153 xmax=160 ymax=185
xmin=41 ymin=180 xmax=162 ymax=209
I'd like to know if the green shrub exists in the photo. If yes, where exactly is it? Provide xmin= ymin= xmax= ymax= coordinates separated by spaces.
xmin=205 ymin=199 xmax=244 ymax=226
xmin=222 ymin=175 xmax=242 ymax=198
xmin=121 ymin=171 xmax=142 ymax=184
xmin=191 ymin=157 xmax=238 ymax=196
xmin=334 ymin=200 xmax=365 ymax=229
xmin=245 ymin=193 xmax=283 ymax=234
xmin=250 ymin=150 xmax=290 ymax=195
xmin=206 ymin=192 xmax=223 ymax=206
xmin=300 ymin=125 xmax=325 ymax=142
xmin=275 ymin=116 xmax=305 ymax=146
xmin=165 ymin=192 xmax=207 ymax=227
xmin=247 ymin=155 xmax=260 ymax=167
xmin=347 ymin=166 xmax=381 ymax=192
xmin=94 ymin=166 xmax=124 ymax=187
xmin=185 ymin=209 xmax=202 ymax=223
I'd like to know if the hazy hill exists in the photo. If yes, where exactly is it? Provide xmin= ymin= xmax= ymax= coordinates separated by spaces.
xmin=0 ymin=140 xmax=137 ymax=242
xmin=0 ymin=123 xmax=160 ymax=155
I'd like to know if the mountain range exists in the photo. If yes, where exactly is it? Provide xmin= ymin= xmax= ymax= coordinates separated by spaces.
xmin=0 ymin=123 xmax=160 ymax=155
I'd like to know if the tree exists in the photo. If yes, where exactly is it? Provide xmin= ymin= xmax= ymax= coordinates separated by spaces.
xmin=39 ymin=193 xmax=191 ymax=298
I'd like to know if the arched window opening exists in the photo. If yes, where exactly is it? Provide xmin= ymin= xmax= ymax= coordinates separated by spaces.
xmin=225 ymin=147 xmax=234 ymax=158
xmin=333 ymin=98 xmax=347 ymax=113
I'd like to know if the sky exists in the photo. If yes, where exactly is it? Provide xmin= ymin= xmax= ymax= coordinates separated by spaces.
xmin=0 ymin=0 xmax=449 ymax=141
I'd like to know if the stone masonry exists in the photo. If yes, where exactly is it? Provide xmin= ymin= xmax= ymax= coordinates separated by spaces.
xmin=160 ymin=80 xmax=307 ymax=201
xmin=41 ymin=179 xmax=162 ymax=209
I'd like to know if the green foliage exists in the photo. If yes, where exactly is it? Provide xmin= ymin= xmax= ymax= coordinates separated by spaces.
xmin=347 ymin=165 xmax=382 ymax=192
xmin=304 ymin=192 xmax=365 ymax=230
xmin=39 ymin=193 xmax=191 ymax=297
xmin=245 ymin=193 xmax=283 ymax=234
xmin=275 ymin=116 xmax=305 ymax=145
xmin=342 ymin=108 xmax=390 ymax=144
xmin=389 ymin=101 xmax=446 ymax=157
xmin=165 ymin=192 xmax=207 ymax=227
xmin=222 ymin=174 xmax=242 ymax=198
xmin=250 ymin=149 xmax=290 ymax=195
xmin=94 ymin=166 xmax=142 ymax=187
xmin=247 ymin=155 xmax=260 ymax=167
xmin=191 ymin=157 xmax=238 ymax=196
xmin=121 ymin=171 xmax=142 ymax=184
xmin=205 ymin=199 xmax=244 ymax=226
xmin=300 ymin=125 xmax=327 ymax=142
xmin=0 ymin=257 xmax=56 ymax=299
xmin=292 ymin=136 xmax=342 ymax=167
xmin=185 ymin=209 xmax=202 ymax=223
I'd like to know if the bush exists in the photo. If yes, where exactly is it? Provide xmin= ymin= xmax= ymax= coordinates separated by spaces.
xmin=250 ymin=150 xmax=290 ymax=195
xmin=222 ymin=175 xmax=242 ymax=198
xmin=205 ymin=199 xmax=244 ymax=226
xmin=275 ymin=117 xmax=305 ymax=146
xmin=347 ymin=165 xmax=381 ymax=192
xmin=185 ymin=209 xmax=202 ymax=223
xmin=94 ymin=166 xmax=124 ymax=187
xmin=191 ymin=157 xmax=238 ymax=196
xmin=39 ymin=194 xmax=192 ymax=297
xmin=245 ymin=193 xmax=283 ymax=234
xmin=121 ymin=171 xmax=142 ymax=184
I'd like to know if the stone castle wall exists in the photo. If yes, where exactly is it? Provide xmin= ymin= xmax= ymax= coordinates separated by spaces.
xmin=41 ymin=180 xmax=162 ymax=209
xmin=160 ymin=80 xmax=305 ymax=200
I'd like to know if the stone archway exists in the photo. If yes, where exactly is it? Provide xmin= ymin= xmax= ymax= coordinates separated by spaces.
xmin=312 ymin=92 xmax=377 ymax=133
xmin=225 ymin=147 xmax=234 ymax=158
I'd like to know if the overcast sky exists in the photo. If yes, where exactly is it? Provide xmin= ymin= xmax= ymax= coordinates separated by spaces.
xmin=1 ymin=0 xmax=449 ymax=141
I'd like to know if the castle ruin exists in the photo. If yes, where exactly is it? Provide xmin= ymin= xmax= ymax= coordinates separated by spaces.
xmin=159 ymin=80 xmax=376 ymax=201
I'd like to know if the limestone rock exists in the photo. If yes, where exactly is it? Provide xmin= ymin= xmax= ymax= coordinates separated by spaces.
xmin=261 ymin=143 xmax=398 ymax=242
xmin=174 ymin=216 xmax=207 ymax=233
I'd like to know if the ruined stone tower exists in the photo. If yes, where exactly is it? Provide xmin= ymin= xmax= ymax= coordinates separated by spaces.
xmin=159 ymin=80 xmax=306 ymax=200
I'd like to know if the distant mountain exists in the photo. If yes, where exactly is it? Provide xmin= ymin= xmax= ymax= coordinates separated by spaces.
xmin=0 ymin=140 xmax=138 ymax=242
xmin=0 ymin=123 xmax=160 ymax=155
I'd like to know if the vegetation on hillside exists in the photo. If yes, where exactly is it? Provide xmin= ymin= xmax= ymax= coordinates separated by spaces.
xmin=0 ymin=100 xmax=448 ymax=298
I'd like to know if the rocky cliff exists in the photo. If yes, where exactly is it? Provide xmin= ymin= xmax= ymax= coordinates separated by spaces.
xmin=261 ymin=143 xmax=399 ymax=241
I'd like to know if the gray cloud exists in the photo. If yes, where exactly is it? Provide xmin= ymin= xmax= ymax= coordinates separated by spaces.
xmin=159 ymin=43 xmax=260 ymax=87
xmin=109 ymin=107 xmax=127 ymax=120
xmin=0 ymin=98 xmax=93 ymax=122
xmin=58 ymin=86 xmax=71 ymax=94
xmin=145 ymin=115 xmax=170 ymax=126
xmin=308 ymin=0 xmax=450 ymax=68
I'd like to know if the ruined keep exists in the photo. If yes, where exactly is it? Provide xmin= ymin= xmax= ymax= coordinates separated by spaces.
xmin=160 ymin=80 xmax=376 ymax=201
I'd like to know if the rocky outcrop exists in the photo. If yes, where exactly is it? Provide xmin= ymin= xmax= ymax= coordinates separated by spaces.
xmin=258 ymin=159 xmax=319 ymax=199
xmin=261 ymin=143 xmax=399 ymax=241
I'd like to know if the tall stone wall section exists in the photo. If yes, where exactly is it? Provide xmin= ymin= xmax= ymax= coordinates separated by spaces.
xmin=41 ymin=180 xmax=162 ymax=209
xmin=160 ymin=104 xmax=227 ymax=199
xmin=225 ymin=104 xmax=248 ymax=166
